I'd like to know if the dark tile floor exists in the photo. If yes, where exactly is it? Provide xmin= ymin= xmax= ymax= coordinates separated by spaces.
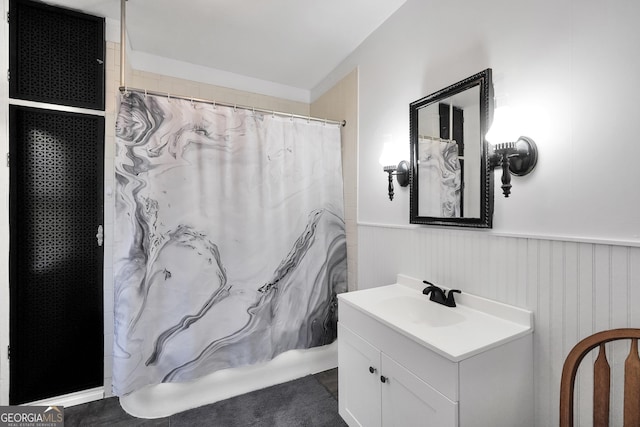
xmin=64 ymin=369 xmax=340 ymax=427
xmin=314 ymin=368 xmax=339 ymax=399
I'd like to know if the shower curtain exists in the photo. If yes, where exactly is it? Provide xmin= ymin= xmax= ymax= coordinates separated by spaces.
xmin=112 ymin=93 xmax=347 ymax=396
xmin=418 ymin=136 xmax=461 ymax=217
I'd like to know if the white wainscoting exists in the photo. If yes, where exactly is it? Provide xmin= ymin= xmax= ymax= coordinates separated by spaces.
xmin=358 ymin=224 xmax=640 ymax=427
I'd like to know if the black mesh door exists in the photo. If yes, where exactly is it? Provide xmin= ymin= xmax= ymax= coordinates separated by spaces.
xmin=9 ymin=0 xmax=105 ymax=110
xmin=9 ymin=106 xmax=104 ymax=404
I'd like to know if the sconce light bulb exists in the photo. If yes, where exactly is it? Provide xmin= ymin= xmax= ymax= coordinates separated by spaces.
xmin=486 ymin=106 xmax=520 ymax=143
xmin=379 ymin=141 xmax=404 ymax=167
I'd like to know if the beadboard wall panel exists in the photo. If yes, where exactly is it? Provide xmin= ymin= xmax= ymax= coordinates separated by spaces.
xmin=358 ymin=224 xmax=640 ymax=427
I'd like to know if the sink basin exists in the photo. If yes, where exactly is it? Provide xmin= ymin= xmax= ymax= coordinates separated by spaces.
xmin=376 ymin=295 xmax=466 ymax=327
xmin=338 ymin=274 xmax=534 ymax=361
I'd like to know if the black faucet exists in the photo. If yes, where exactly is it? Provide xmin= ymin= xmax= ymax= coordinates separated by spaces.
xmin=422 ymin=280 xmax=461 ymax=307
xmin=422 ymin=281 xmax=447 ymax=304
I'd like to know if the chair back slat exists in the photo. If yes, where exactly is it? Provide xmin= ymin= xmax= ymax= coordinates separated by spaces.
xmin=594 ymin=344 xmax=611 ymax=427
xmin=624 ymin=338 xmax=640 ymax=427
xmin=561 ymin=329 xmax=640 ymax=427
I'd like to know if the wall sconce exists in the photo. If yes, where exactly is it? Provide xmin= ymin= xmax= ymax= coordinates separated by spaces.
xmin=486 ymin=106 xmax=538 ymax=197
xmin=379 ymin=141 xmax=409 ymax=201
xmin=383 ymin=161 xmax=410 ymax=201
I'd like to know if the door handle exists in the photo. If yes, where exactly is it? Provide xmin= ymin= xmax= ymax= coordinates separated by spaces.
xmin=96 ymin=225 xmax=104 ymax=247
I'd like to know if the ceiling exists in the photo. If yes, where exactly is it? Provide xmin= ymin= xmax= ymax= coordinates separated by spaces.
xmin=43 ymin=0 xmax=407 ymax=92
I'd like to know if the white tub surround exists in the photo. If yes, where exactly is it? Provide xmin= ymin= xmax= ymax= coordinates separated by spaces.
xmin=120 ymin=342 xmax=337 ymax=419
xmin=338 ymin=274 xmax=534 ymax=427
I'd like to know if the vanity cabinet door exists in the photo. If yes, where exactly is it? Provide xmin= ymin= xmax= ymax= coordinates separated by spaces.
xmin=381 ymin=354 xmax=458 ymax=427
xmin=338 ymin=324 xmax=382 ymax=427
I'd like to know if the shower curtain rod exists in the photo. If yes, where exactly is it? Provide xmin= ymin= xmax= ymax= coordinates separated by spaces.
xmin=119 ymin=87 xmax=346 ymax=127
xmin=118 ymin=0 xmax=345 ymax=127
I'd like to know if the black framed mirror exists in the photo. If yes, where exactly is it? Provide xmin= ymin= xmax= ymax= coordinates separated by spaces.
xmin=409 ymin=69 xmax=494 ymax=228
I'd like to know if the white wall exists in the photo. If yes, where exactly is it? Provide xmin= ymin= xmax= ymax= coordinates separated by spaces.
xmin=314 ymin=0 xmax=640 ymax=243
xmin=312 ymin=0 xmax=640 ymax=426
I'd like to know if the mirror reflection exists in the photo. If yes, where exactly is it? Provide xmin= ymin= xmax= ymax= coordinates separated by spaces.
xmin=416 ymin=86 xmax=480 ymax=218
xmin=410 ymin=69 xmax=493 ymax=228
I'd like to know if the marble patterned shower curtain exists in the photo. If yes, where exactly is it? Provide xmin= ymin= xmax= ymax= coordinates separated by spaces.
xmin=418 ymin=136 xmax=461 ymax=217
xmin=112 ymin=93 xmax=347 ymax=396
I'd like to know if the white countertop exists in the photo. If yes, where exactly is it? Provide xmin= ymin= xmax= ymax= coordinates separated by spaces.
xmin=338 ymin=274 xmax=534 ymax=362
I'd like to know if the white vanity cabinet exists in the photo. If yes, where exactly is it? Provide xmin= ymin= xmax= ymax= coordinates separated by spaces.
xmin=338 ymin=324 xmax=383 ymax=427
xmin=337 ymin=275 xmax=534 ymax=427
xmin=339 ymin=324 xmax=457 ymax=427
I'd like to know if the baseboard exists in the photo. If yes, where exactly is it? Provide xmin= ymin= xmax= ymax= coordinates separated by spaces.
xmin=24 ymin=387 xmax=104 ymax=408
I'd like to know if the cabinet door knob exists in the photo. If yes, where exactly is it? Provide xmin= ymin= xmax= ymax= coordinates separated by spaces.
xmin=369 ymin=366 xmax=377 ymax=374
xmin=380 ymin=375 xmax=387 ymax=383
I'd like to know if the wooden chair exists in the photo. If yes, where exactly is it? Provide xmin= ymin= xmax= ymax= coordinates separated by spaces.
xmin=560 ymin=328 xmax=640 ymax=427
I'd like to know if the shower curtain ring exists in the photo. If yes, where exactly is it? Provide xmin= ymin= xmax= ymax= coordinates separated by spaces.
xmin=213 ymin=101 xmax=216 ymax=110
xmin=144 ymin=89 xmax=147 ymax=98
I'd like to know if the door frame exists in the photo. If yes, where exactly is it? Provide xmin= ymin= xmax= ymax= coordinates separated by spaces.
xmin=1 ymin=0 xmax=12 ymax=406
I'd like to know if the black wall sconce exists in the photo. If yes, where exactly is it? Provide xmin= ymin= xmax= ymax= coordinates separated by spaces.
xmin=486 ymin=106 xmax=539 ymax=197
xmin=383 ymin=160 xmax=409 ymax=201
xmin=489 ymin=137 xmax=538 ymax=197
